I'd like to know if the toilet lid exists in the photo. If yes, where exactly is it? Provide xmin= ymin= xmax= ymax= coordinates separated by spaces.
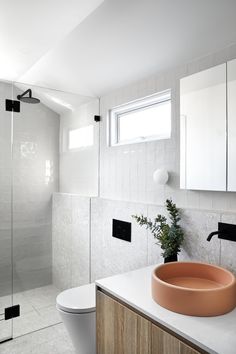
xmin=56 ymin=283 xmax=96 ymax=314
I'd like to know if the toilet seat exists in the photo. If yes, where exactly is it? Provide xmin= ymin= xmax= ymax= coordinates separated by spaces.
xmin=56 ymin=283 xmax=96 ymax=314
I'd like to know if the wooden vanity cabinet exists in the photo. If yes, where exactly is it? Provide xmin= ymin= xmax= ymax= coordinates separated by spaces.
xmin=96 ymin=289 xmax=151 ymax=353
xmin=96 ymin=290 xmax=203 ymax=354
xmin=151 ymin=324 xmax=200 ymax=354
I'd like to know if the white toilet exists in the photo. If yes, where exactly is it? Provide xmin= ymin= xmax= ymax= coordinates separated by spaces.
xmin=56 ymin=283 xmax=96 ymax=354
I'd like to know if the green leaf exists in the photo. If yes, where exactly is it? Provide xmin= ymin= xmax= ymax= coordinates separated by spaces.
xmin=132 ymin=199 xmax=184 ymax=258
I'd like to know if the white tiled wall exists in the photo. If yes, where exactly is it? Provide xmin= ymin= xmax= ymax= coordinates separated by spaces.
xmin=99 ymin=43 xmax=236 ymax=212
xmin=13 ymin=87 xmax=59 ymax=293
xmin=52 ymin=44 xmax=236 ymax=288
xmin=59 ymin=98 xmax=99 ymax=196
xmin=0 ymin=82 xmax=60 ymax=296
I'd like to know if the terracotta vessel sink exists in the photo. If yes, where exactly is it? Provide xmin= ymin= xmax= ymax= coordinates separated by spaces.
xmin=152 ymin=262 xmax=236 ymax=316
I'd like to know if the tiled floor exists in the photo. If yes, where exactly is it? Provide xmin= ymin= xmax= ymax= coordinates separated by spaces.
xmin=0 ymin=285 xmax=76 ymax=353
xmin=0 ymin=323 xmax=75 ymax=354
xmin=0 ymin=285 xmax=62 ymax=339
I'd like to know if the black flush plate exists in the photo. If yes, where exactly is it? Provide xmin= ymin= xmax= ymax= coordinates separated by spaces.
xmin=5 ymin=99 xmax=20 ymax=113
xmin=5 ymin=305 xmax=20 ymax=320
xmin=112 ymin=219 xmax=131 ymax=242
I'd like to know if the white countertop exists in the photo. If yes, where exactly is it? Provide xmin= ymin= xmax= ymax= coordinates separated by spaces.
xmin=95 ymin=265 xmax=236 ymax=354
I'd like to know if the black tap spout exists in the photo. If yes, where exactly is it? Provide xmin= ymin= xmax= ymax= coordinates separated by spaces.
xmin=207 ymin=231 xmax=221 ymax=242
xmin=207 ymin=223 xmax=236 ymax=243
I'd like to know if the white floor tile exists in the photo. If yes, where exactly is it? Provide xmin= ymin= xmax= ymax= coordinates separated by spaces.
xmin=0 ymin=323 xmax=75 ymax=354
xmin=0 ymin=285 xmax=62 ymax=338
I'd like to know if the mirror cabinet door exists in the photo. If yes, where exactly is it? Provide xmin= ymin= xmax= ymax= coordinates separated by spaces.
xmin=227 ymin=58 xmax=236 ymax=192
xmin=180 ymin=64 xmax=227 ymax=191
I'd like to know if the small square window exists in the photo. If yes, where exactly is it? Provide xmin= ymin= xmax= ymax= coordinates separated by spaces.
xmin=109 ymin=90 xmax=171 ymax=146
xmin=68 ymin=125 xmax=94 ymax=150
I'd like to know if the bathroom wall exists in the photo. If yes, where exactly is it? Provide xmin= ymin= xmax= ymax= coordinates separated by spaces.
xmin=52 ymin=194 xmax=236 ymax=287
xmin=13 ymin=86 xmax=60 ymax=293
xmin=92 ymin=43 xmax=236 ymax=280
xmin=99 ymin=43 xmax=236 ymax=212
xmin=52 ymin=193 xmax=90 ymax=290
xmin=52 ymin=44 xmax=236 ymax=287
xmin=59 ymin=98 xmax=99 ymax=196
xmin=91 ymin=198 xmax=236 ymax=279
xmin=0 ymin=82 xmax=60 ymax=296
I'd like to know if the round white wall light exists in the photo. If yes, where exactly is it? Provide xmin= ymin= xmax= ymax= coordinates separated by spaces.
xmin=153 ymin=168 xmax=169 ymax=185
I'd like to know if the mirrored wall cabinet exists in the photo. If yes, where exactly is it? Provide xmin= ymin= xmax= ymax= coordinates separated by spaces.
xmin=180 ymin=58 xmax=236 ymax=192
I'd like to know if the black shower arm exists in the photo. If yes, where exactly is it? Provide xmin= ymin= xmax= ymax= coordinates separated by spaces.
xmin=19 ymin=89 xmax=32 ymax=98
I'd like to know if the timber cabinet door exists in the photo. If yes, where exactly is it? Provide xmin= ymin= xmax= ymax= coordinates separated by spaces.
xmin=97 ymin=290 xmax=203 ymax=354
xmin=151 ymin=323 xmax=201 ymax=354
xmin=96 ymin=290 xmax=151 ymax=354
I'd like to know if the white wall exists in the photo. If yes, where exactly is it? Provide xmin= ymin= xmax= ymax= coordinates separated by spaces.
xmin=59 ymin=98 xmax=99 ymax=196
xmin=13 ymin=86 xmax=60 ymax=293
xmin=52 ymin=44 xmax=236 ymax=288
xmin=99 ymin=43 xmax=236 ymax=212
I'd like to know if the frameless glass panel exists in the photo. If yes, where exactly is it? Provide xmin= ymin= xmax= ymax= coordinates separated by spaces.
xmin=0 ymin=80 xmax=13 ymax=342
xmin=59 ymin=92 xmax=99 ymax=195
xmin=68 ymin=125 xmax=94 ymax=149
xmin=11 ymin=82 xmax=99 ymax=337
xmin=12 ymin=83 xmax=61 ymax=337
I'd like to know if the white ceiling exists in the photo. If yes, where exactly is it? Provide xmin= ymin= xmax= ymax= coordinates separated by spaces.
xmin=0 ymin=0 xmax=103 ymax=81
xmin=2 ymin=0 xmax=236 ymax=98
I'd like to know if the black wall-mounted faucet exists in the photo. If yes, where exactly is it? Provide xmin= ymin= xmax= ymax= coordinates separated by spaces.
xmin=207 ymin=222 xmax=236 ymax=242
xmin=207 ymin=230 xmax=221 ymax=241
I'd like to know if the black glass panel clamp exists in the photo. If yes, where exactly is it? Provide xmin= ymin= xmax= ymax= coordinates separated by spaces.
xmin=4 ymin=305 xmax=20 ymax=320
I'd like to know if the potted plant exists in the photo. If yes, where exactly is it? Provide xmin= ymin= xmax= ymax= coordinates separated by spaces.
xmin=132 ymin=199 xmax=184 ymax=263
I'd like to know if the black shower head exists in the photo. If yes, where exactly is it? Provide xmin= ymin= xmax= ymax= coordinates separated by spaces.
xmin=17 ymin=89 xmax=40 ymax=104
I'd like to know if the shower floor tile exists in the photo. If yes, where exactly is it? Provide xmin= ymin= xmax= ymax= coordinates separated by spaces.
xmin=0 ymin=323 xmax=75 ymax=354
xmin=14 ymin=284 xmax=62 ymax=337
xmin=22 ymin=285 xmax=61 ymax=310
xmin=0 ymin=284 xmax=62 ymax=338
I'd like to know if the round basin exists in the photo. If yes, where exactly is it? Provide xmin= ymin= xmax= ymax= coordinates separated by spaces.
xmin=152 ymin=262 xmax=236 ymax=316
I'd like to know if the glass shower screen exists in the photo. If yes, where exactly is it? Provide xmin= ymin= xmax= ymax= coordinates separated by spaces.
xmin=0 ymin=80 xmax=14 ymax=343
